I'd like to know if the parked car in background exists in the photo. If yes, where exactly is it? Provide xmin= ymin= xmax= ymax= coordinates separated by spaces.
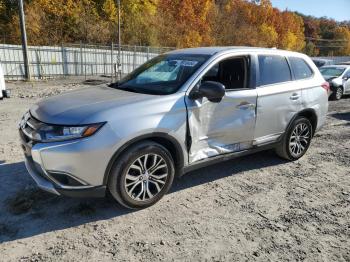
xmin=19 ymin=47 xmax=329 ymax=209
xmin=312 ymin=58 xmax=333 ymax=68
xmin=0 ymin=63 xmax=9 ymax=100
xmin=320 ymin=65 xmax=350 ymax=100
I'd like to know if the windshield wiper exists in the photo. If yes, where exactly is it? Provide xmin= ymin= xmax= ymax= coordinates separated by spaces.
xmin=111 ymin=83 xmax=140 ymax=93
xmin=108 ymin=82 xmax=119 ymax=88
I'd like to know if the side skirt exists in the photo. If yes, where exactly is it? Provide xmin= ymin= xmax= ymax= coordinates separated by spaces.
xmin=182 ymin=142 xmax=280 ymax=175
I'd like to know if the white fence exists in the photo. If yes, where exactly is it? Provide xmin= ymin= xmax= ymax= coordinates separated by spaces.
xmin=312 ymin=56 xmax=350 ymax=64
xmin=0 ymin=43 xmax=349 ymax=80
xmin=0 ymin=43 xmax=174 ymax=80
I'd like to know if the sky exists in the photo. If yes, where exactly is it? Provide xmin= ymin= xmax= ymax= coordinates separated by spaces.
xmin=270 ymin=0 xmax=350 ymax=22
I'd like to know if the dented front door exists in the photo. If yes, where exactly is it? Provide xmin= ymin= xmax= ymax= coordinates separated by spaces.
xmin=186 ymin=89 xmax=257 ymax=163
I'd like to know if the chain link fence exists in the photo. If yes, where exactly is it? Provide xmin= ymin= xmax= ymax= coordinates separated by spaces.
xmin=0 ymin=43 xmax=174 ymax=80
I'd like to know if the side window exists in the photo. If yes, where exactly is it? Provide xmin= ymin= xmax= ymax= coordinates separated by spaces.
xmin=201 ymin=57 xmax=248 ymax=90
xmin=258 ymin=55 xmax=291 ymax=86
xmin=289 ymin=57 xmax=314 ymax=80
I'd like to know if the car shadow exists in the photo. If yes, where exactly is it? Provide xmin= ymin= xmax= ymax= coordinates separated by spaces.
xmin=0 ymin=150 xmax=286 ymax=243
xmin=331 ymin=111 xmax=350 ymax=122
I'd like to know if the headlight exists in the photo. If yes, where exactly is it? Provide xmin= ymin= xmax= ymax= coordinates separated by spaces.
xmin=38 ymin=123 xmax=105 ymax=142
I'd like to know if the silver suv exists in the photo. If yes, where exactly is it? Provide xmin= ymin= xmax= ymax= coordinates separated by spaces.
xmin=20 ymin=47 xmax=329 ymax=209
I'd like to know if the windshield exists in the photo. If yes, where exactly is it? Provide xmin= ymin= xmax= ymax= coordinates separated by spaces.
xmin=320 ymin=67 xmax=345 ymax=77
xmin=112 ymin=54 xmax=210 ymax=95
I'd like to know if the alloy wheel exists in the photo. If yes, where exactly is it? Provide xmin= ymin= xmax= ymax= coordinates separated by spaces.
xmin=289 ymin=123 xmax=310 ymax=158
xmin=124 ymin=153 xmax=168 ymax=202
xmin=336 ymin=87 xmax=343 ymax=100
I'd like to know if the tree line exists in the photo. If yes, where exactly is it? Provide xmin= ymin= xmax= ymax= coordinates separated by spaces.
xmin=0 ymin=0 xmax=349 ymax=56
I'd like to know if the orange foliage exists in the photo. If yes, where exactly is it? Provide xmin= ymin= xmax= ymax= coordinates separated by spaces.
xmin=157 ymin=0 xmax=214 ymax=47
xmin=0 ymin=0 xmax=349 ymax=55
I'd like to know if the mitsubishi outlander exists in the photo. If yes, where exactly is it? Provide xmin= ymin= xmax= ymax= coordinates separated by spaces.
xmin=19 ymin=47 xmax=329 ymax=209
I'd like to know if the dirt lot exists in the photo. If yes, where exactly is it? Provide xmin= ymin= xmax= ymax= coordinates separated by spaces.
xmin=0 ymin=78 xmax=349 ymax=261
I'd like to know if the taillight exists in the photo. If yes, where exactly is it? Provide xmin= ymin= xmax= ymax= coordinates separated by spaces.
xmin=321 ymin=82 xmax=330 ymax=93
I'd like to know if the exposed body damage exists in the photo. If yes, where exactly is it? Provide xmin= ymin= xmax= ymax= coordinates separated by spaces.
xmin=186 ymin=89 xmax=257 ymax=163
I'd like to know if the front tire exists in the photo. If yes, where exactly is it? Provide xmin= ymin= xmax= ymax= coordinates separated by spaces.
xmin=276 ymin=117 xmax=313 ymax=161
xmin=108 ymin=141 xmax=175 ymax=209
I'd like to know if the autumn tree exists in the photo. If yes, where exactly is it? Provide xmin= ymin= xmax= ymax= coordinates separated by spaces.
xmin=157 ymin=0 xmax=214 ymax=47
xmin=0 ymin=0 xmax=348 ymax=55
xmin=333 ymin=27 xmax=350 ymax=55
xmin=120 ymin=0 xmax=159 ymax=46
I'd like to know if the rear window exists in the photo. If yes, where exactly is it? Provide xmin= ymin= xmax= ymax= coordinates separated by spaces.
xmin=258 ymin=55 xmax=291 ymax=86
xmin=289 ymin=57 xmax=313 ymax=80
xmin=319 ymin=67 xmax=346 ymax=77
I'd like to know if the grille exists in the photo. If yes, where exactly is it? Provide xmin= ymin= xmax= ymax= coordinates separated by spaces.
xmin=20 ymin=113 xmax=43 ymax=143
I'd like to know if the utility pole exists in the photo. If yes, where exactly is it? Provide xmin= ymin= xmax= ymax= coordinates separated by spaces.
xmin=117 ymin=0 xmax=121 ymax=80
xmin=18 ymin=0 xmax=31 ymax=80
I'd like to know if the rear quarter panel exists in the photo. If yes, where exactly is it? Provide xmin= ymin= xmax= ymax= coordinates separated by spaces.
xmin=300 ymin=57 xmax=329 ymax=131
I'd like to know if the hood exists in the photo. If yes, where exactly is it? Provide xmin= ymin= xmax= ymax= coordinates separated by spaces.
xmin=323 ymin=75 xmax=342 ymax=87
xmin=30 ymin=85 xmax=154 ymax=125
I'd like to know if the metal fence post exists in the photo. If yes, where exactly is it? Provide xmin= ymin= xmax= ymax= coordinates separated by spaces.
xmin=18 ymin=0 xmax=31 ymax=80
xmin=103 ymin=52 xmax=106 ymax=76
xmin=80 ymin=41 xmax=83 ymax=76
xmin=74 ymin=50 xmax=78 ymax=76
xmin=133 ymin=45 xmax=136 ymax=70
xmin=84 ymin=43 xmax=87 ymax=80
xmin=61 ymin=43 xmax=67 ymax=77
xmin=111 ymin=42 xmax=114 ymax=82
xmin=119 ymin=45 xmax=123 ymax=80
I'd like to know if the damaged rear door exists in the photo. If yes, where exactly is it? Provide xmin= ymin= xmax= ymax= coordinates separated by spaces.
xmin=185 ymin=55 xmax=257 ymax=163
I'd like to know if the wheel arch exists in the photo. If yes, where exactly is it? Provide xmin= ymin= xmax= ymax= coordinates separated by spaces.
xmin=103 ymin=133 xmax=185 ymax=185
xmin=287 ymin=108 xmax=318 ymax=137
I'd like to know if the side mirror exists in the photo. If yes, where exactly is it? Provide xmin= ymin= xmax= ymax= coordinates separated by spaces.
xmin=189 ymin=81 xmax=225 ymax=103
xmin=342 ymin=76 xmax=349 ymax=81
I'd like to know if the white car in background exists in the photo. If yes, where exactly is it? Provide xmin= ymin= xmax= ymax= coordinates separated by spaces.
xmin=320 ymin=65 xmax=350 ymax=100
xmin=0 ymin=63 xmax=10 ymax=100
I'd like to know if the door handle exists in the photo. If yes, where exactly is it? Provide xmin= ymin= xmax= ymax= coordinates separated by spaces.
xmin=236 ymin=102 xmax=255 ymax=110
xmin=290 ymin=93 xmax=300 ymax=100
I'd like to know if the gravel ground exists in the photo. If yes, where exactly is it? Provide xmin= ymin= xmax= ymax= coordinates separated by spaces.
xmin=0 ymin=78 xmax=349 ymax=261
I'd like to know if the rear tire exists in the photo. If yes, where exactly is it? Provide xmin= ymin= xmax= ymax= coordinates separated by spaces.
xmin=108 ymin=141 xmax=175 ymax=209
xmin=330 ymin=86 xmax=343 ymax=100
xmin=276 ymin=117 xmax=313 ymax=161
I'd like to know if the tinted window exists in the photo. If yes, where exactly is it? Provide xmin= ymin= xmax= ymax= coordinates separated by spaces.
xmin=289 ymin=57 xmax=313 ymax=80
xmin=258 ymin=55 xmax=291 ymax=86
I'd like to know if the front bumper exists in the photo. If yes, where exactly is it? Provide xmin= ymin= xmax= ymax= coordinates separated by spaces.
xmin=18 ymin=114 xmax=119 ymax=198
xmin=24 ymin=155 xmax=106 ymax=198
